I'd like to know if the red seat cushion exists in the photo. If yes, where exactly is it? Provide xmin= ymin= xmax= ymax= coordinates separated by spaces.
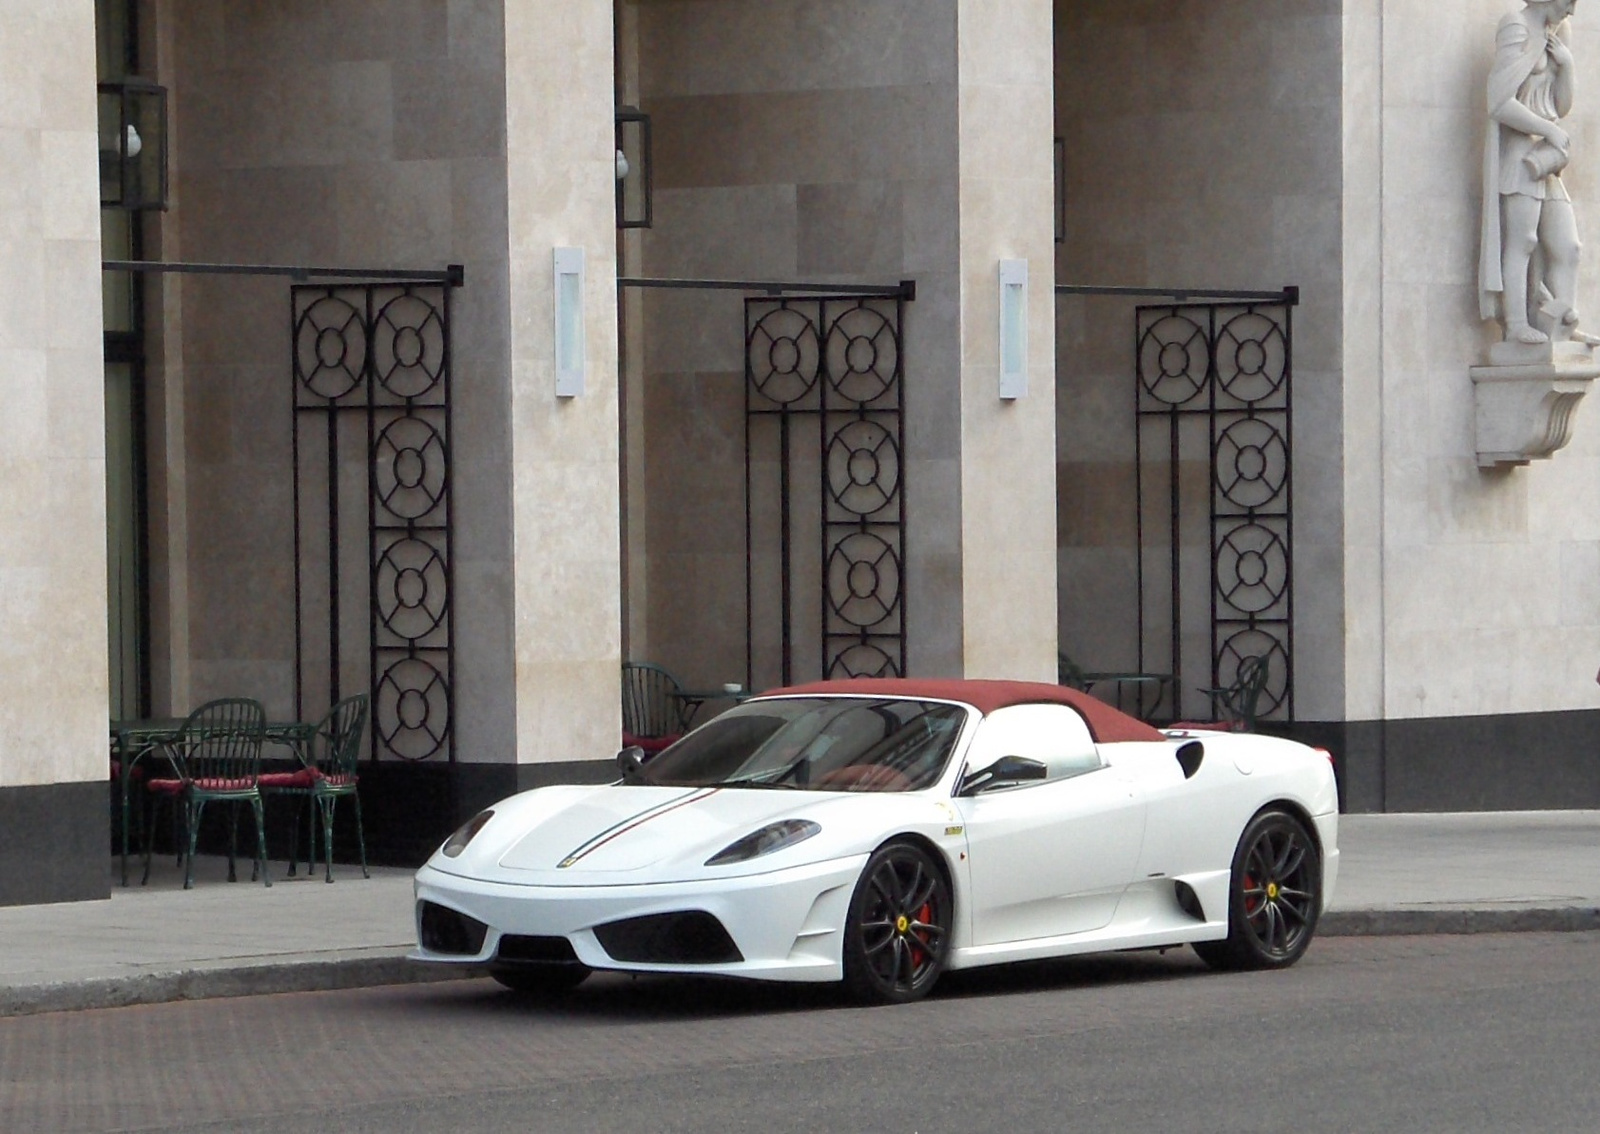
xmin=258 ymin=769 xmax=318 ymax=789
xmin=109 ymin=760 xmax=146 ymax=781
xmin=623 ymin=732 xmax=680 ymax=755
xmin=146 ymin=777 xmax=256 ymax=794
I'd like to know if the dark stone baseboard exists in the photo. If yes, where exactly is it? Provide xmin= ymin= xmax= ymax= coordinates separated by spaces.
xmin=1266 ymin=709 xmax=1600 ymax=813
xmin=0 ymin=781 xmax=109 ymax=907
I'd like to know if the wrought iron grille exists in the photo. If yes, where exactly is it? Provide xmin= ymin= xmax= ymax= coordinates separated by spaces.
xmin=1135 ymin=300 xmax=1293 ymax=721
xmin=292 ymin=283 xmax=455 ymax=762
xmin=744 ymin=295 xmax=907 ymax=686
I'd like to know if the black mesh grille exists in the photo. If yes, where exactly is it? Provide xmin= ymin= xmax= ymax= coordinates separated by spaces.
xmin=497 ymin=935 xmax=581 ymax=965
xmin=593 ymin=910 xmax=743 ymax=965
xmin=419 ymin=901 xmax=488 ymax=956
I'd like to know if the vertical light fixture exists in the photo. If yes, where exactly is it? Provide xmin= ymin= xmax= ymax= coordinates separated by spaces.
xmin=554 ymin=247 xmax=586 ymax=397
xmin=998 ymin=259 xmax=1029 ymax=400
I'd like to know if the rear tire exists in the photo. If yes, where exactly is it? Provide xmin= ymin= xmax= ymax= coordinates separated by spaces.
xmin=842 ymin=841 xmax=952 ymax=1004
xmin=1194 ymin=807 xmax=1321 ymax=971
xmin=489 ymin=964 xmax=591 ymax=995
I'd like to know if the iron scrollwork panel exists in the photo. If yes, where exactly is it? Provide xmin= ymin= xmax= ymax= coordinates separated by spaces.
xmin=746 ymin=296 xmax=907 ymax=685
xmin=1135 ymin=302 xmax=1293 ymax=721
xmin=292 ymin=284 xmax=455 ymax=763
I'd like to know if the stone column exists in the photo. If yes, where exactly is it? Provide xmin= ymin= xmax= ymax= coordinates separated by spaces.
xmin=0 ymin=3 xmax=111 ymax=904
xmin=955 ymin=0 xmax=1059 ymax=681
xmin=503 ymin=1 xmax=624 ymax=778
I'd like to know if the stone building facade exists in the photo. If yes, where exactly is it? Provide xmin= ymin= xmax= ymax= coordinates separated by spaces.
xmin=1 ymin=0 xmax=1598 ymax=907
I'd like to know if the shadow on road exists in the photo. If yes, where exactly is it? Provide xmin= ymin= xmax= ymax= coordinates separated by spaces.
xmin=390 ymin=944 xmax=1212 ymax=1023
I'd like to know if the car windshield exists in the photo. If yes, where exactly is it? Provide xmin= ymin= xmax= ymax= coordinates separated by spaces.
xmin=641 ymin=697 xmax=968 ymax=792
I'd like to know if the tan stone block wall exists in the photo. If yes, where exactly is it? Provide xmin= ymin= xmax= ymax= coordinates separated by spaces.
xmin=0 ymin=3 xmax=109 ymax=787
xmin=1054 ymin=0 xmax=1345 ymax=720
xmin=631 ymin=0 xmax=966 ymax=689
xmin=163 ymin=1 xmax=524 ymax=758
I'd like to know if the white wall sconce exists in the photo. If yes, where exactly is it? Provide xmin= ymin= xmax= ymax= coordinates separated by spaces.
xmin=554 ymin=247 xmax=586 ymax=398
xmin=999 ymin=259 xmax=1029 ymax=400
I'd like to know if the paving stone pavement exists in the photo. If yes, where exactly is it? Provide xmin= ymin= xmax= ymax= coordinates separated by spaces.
xmin=0 ymin=810 xmax=1595 ymax=1017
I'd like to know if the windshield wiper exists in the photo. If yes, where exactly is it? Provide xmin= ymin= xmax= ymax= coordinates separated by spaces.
xmin=718 ymin=777 xmax=803 ymax=790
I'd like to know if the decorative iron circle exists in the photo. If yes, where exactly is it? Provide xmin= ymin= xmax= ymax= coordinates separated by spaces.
xmin=748 ymin=305 xmax=822 ymax=406
xmin=827 ymin=642 xmax=902 ymax=680
xmin=826 ymin=305 xmax=898 ymax=406
xmin=1138 ymin=313 xmax=1208 ymax=407
xmin=372 ymin=292 xmax=446 ymax=400
xmin=1215 ymin=310 xmax=1287 ymax=405
xmin=376 ymin=538 xmax=449 ymax=642
xmin=376 ymin=656 xmax=450 ymax=761
xmin=826 ymin=421 xmax=901 ymax=518
xmin=1216 ymin=522 xmax=1289 ymax=616
xmin=1215 ymin=417 xmax=1288 ymax=510
xmin=1217 ymin=631 xmax=1290 ymax=719
xmin=827 ymin=532 xmax=902 ymax=630
xmin=295 ymin=294 xmax=366 ymax=401
xmin=374 ymin=416 xmax=448 ymax=522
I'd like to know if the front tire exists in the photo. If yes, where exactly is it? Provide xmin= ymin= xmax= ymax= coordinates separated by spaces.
xmin=1194 ymin=807 xmax=1321 ymax=971
xmin=842 ymin=841 xmax=952 ymax=1004
xmin=489 ymin=964 xmax=591 ymax=996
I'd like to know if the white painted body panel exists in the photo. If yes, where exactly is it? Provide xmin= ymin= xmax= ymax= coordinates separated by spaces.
xmin=412 ymin=694 xmax=1340 ymax=985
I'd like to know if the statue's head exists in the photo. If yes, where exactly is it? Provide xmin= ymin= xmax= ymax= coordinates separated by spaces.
xmin=1530 ymin=0 xmax=1578 ymax=15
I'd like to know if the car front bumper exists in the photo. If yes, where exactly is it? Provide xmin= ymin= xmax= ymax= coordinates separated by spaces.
xmin=411 ymin=854 xmax=868 ymax=983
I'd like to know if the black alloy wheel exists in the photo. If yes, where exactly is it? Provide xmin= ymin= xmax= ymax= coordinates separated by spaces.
xmin=489 ymin=964 xmax=591 ymax=996
xmin=1194 ymin=807 xmax=1321 ymax=971
xmin=843 ymin=841 xmax=952 ymax=1004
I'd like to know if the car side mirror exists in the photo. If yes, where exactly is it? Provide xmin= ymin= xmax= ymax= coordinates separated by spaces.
xmin=958 ymin=754 xmax=1048 ymax=796
xmin=617 ymin=745 xmax=648 ymax=784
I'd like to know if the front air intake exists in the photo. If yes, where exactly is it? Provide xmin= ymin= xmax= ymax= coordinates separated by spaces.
xmin=497 ymin=935 xmax=581 ymax=965
xmin=419 ymin=901 xmax=489 ymax=956
xmin=594 ymin=910 xmax=744 ymax=964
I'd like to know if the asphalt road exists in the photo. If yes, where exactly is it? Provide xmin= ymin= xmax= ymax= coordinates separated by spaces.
xmin=3 ymin=933 xmax=1599 ymax=1133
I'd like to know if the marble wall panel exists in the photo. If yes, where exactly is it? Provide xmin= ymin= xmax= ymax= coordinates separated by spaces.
xmin=1362 ymin=0 xmax=1600 ymax=720
xmin=0 ymin=1 xmax=108 ymax=789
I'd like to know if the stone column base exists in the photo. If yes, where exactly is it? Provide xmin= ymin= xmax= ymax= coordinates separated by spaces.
xmin=1469 ymin=341 xmax=1600 ymax=467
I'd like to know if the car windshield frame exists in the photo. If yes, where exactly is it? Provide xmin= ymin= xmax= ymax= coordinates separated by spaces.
xmin=639 ymin=696 xmax=972 ymax=793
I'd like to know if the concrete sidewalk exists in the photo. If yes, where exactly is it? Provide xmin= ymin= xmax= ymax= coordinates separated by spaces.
xmin=1 ymin=811 xmax=1596 ymax=1018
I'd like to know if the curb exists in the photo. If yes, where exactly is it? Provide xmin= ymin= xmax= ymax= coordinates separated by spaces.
xmin=0 ymin=953 xmax=478 ymax=1020
xmin=1320 ymin=906 xmax=1600 ymax=937
xmin=4 ymin=910 xmax=1598 ymax=1019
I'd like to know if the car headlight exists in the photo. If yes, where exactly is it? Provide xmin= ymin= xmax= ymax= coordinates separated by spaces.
xmin=441 ymin=809 xmax=495 ymax=858
xmin=706 ymin=819 xmax=821 ymax=866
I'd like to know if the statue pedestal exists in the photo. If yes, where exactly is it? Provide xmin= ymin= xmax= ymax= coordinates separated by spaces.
xmin=1469 ymin=341 xmax=1600 ymax=467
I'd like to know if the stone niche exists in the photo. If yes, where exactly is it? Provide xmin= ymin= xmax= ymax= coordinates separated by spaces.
xmin=1469 ymin=341 xmax=1599 ymax=467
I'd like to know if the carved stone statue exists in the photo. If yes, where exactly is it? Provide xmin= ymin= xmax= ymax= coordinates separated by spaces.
xmin=1479 ymin=0 xmax=1598 ymax=347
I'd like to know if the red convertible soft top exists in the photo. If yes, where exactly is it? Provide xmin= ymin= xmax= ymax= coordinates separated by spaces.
xmin=760 ymin=678 xmax=1165 ymax=744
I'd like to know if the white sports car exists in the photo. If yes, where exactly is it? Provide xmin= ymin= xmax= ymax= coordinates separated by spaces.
xmin=412 ymin=678 xmax=1338 ymax=1004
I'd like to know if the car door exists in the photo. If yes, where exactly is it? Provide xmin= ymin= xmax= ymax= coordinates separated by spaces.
xmin=954 ymin=704 xmax=1148 ymax=946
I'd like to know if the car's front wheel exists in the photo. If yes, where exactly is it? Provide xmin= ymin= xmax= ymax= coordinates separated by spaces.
xmin=842 ymin=840 xmax=952 ymax=1004
xmin=1194 ymin=807 xmax=1321 ymax=971
xmin=489 ymin=964 xmax=591 ymax=996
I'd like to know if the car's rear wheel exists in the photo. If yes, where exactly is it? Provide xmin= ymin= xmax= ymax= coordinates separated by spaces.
xmin=489 ymin=964 xmax=591 ymax=995
xmin=843 ymin=840 xmax=951 ymax=1004
xmin=1194 ymin=807 xmax=1321 ymax=971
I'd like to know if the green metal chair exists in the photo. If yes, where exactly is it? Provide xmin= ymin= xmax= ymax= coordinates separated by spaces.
xmin=1198 ymin=654 xmax=1270 ymax=732
xmin=621 ymin=662 xmax=699 ymax=755
xmin=259 ymin=693 xmax=370 ymax=882
xmin=142 ymin=697 xmax=269 ymax=889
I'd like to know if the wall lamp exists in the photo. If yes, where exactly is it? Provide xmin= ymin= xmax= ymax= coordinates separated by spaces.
xmin=98 ymin=79 xmax=168 ymax=210
xmin=615 ymin=106 xmax=653 ymax=229
xmin=554 ymin=247 xmax=586 ymax=398
xmin=999 ymin=259 xmax=1029 ymax=400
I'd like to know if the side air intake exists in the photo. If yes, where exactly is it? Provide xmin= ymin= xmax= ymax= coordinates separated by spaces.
xmin=1175 ymin=741 xmax=1204 ymax=779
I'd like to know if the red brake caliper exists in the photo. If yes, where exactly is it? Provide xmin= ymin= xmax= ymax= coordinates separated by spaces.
xmin=1242 ymin=873 xmax=1259 ymax=915
xmin=909 ymin=902 xmax=933 ymax=966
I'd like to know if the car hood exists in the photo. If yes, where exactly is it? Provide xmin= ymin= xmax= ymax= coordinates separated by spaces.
xmin=426 ymin=782 xmax=953 ymax=886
